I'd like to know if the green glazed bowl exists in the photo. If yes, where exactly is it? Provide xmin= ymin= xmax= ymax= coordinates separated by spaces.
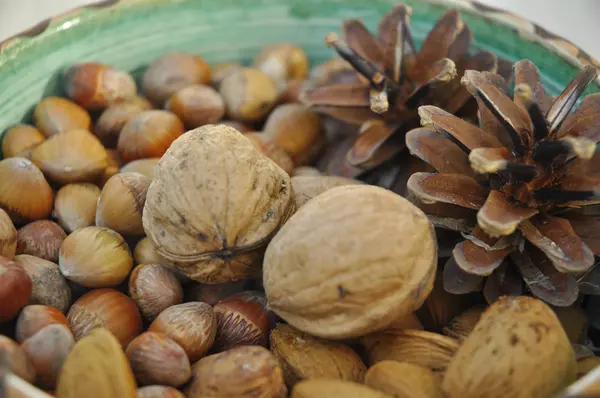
xmin=0 ymin=0 xmax=599 ymax=141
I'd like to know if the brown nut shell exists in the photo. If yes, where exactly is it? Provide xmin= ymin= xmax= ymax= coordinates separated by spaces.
xmin=442 ymin=296 xmax=577 ymax=398
xmin=95 ymin=96 xmax=153 ymax=147
xmin=32 ymin=129 xmax=108 ymax=185
xmin=148 ymin=302 xmax=216 ymax=362
xmin=166 ymin=84 xmax=225 ymax=128
xmin=133 ymin=237 xmax=174 ymax=267
xmin=56 ymin=328 xmax=137 ymax=398
xmin=244 ymin=132 xmax=295 ymax=175
xmin=15 ymin=254 xmax=71 ymax=312
xmin=0 ymin=258 xmax=33 ymax=322
xmin=63 ymin=63 xmax=137 ymax=110
xmin=67 ymin=288 xmax=142 ymax=347
xmin=96 ymin=172 xmax=150 ymax=236
xmin=291 ymin=175 xmax=362 ymax=209
xmin=442 ymin=305 xmax=486 ymax=341
xmin=263 ymin=185 xmax=437 ymax=339
xmin=137 ymin=386 xmax=186 ymax=398
xmin=121 ymin=158 xmax=160 ymax=180
xmin=0 ymin=208 xmax=17 ymax=259
xmin=219 ymin=68 xmax=278 ymax=122
xmin=211 ymin=62 xmax=243 ymax=88
xmin=33 ymin=97 xmax=91 ymax=137
xmin=2 ymin=124 xmax=45 ymax=158
xmin=364 ymin=360 xmax=443 ymax=398
xmin=15 ymin=305 xmax=69 ymax=344
xmin=253 ymin=44 xmax=309 ymax=88
xmin=125 ymin=331 xmax=191 ymax=387
xmin=53 ymin=183 xmax=100 ymax=233
xmin=183 ymin=280 xmax=246 ymax=305
xmin=291 ymin=379 xmax=391 ymax=398
xmin=142 ymin=124 xmax=294 ymax=283
xmin=0 ymin=335 xmax=36 ymax=383
xmin=186 ymin=345 xmax=287 ymax=398
xmin=128 ymin=264 xmax=183 ymax=321
xmin=270 ymin=324 xmax=366 ymax=388
xmin=16 ymin=220 xmax=66 ymax=262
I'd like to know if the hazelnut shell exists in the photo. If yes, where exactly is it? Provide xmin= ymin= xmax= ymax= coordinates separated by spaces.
xmin=14 ymin=254 xmax=71 ymax=312
xmin=33 ymin=97 xmax=91 ymax=137
xmin=15 ymin=304 xmax=69 ymax=344
xmin=128 ymin=264 xmax=183 ymax=321
xmin=0 ymin=258 xmax=33 ymax=322
xmin=2 ymin=124 xmax=45 ymax=158
xmin=16 ymin=220 xmax=66 ymax=262
xmin=53 ymin=183 xmax=101 ymax=233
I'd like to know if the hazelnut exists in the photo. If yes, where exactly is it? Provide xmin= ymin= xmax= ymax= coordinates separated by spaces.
xmin=219 ymin=68 xmax=277 ymax=122
xmin=63 ymin=63 xmax=138 ymax=110
xmin=220 ymin=120 xmax=253 ymax=133
xmin=0 ymin=335 xmax=36 ymax=383
xmin=166 ymin=84 xmax=225 ymax=128
xmin=213 ymin=291 xmax=273 ymax=351
xmin=33 ymin=97 xmax=91 ymax=137
xmin=16 ymin=220 xmax=67 ymax=262
xmin=278 ymin=78 xmax=305 ymax=104
xmin=31 ymin=129 xmax=108 ymax=185
xmin=129 ymin=264 xmax=183 ymax=321
xmin=14 ymin=255 xmax=71 ymax=312
xmin=15 ymin=305 xmax=69 ymax=344
xmin=59 ymin=226 xmax=134 ymax=288
xmin=142 ymin=52 xmax=211 ymax=106
xmin=270 ymin=324 xmax=366 ymax=388
xmin=292 ymin=379 xmax=390 ymax=398
xmin=133 ymin=237 xmax=173 ymax=266
xmin=186 ymin=345 xmax=287 ymax=398
xmin=21 ymin=324 xmax=74 ymax=389
xmin=149 ymin=302 xmax=216 ymax=362
xmin=96 ymin=172 xmax=151 ymax=236
xmin=364 ymin=360 xmax=443 ymax=398
xmin=56 ymin=328 xmax=137 ymax=398
xmin=0 ymin=208 xmax=17 ymax=259
xmin=253 ymin=44 xmax=309 ymax=91
xmin=142 ymin=125 xmax=293 ymax=283
xmin=291 ymin=175 xmax=363 ymax=209
xmin=121 ymin=158 xmax=160 ymax=180
xmin=0 ymin=157 xmax=53 ymax=224
xmin=308 ymin=57 xmax=354 ymax=87
xmin=67 ymin=289 xmax=142 ymax=347
xmin=97 ymin=149 xmax=124 ymax=188
xmin=53 ymin=183 xmax=101 ymax=233
xmin=211 ymin=62 xmax=243 ymax=88
xmin=263 ymin=104 xmax=325 ymax=165
xmin=263 ymin=185 xmax=437 ymax=339
xmin=2 ymin=124 xmax=45 ymax=158
xmin=244 ymin=132 xmax=295 ymax=175
xmin=118 ymin=110 xmax=184 ymax=163
xmin=0 ymin=258 xmax=32 ymax=322
xmin=95 ymin=96 xmax=154 ymax=147
xmin=137 ymin=386 xmax=186 ymax=398
xmin=125 ymin=332 xmax=191 ymax=387
xmin=183 ymin=280 xmax=246 ymax=306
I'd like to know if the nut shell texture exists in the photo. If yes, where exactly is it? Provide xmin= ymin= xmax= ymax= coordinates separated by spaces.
xmin=263 ymin=185 xmax=437 ymax=339
xmin=143 ymin=124 xmax=294 ymax=283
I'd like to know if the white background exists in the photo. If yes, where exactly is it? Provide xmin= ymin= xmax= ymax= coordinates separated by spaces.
xmin=0 ymin=0 xmax=599 ymax=60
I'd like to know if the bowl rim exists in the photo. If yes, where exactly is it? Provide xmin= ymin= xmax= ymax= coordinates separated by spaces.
xmin=0 ymin=0 xmax=598 ymax=79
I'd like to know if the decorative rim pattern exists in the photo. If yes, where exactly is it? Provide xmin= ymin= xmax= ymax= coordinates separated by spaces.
xmin=1 ymin=0 xmax=598 ymax=78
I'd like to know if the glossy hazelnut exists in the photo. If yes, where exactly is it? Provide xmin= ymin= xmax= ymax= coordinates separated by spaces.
xmin=118 ymin=110 xmax=184 ymax=163
xmin=0 ymin=335 xmax=36 ymax=383
xmin=133 ymin=237 xmax=171 ymax=266
xmin=15 ymin=305 xmax=69 ymax=344
xmin=2 ymin=124 xmax=45 ymax=158
xmin=211 ymin=62 xmax=243 ymax=88
xmin=16 ymin=220 xmax=67 ymax=262
xmin=21 ymin=324 xmax=74 ymax=389
xmin=14 ymin=255 xmax=71 ymax=313
xmin=220 ymin=120 xmax=254 ymax=133
xmin=96 ymin=172 xmax=150 ymax=236
xmin=244 ymin=132 xmax=294 ymax=175
xmin=137 ymin=386 xmax=186 ymax=398
xmin=219 ymin=68 xmax=277 ymax=122
xmin=126 ymin=332 xmax=191 ymax=387
xmin=0 ymin=157 xmax=53 ymax=224
xmin=97 ymin=149 xmax=124 ymax=188
xmin=67 ymin=288 xmax=142 ymax=347
xmin=129 ymin=264 xmax=183 ymax=321
xmin=53 ymin=183 xmax=101 ymax=233
xmin=166 ymin=84 xmax=225 ymax=128
xmin=186 ymin=345 xmax=287 ymax=398
xmin=0 ymin=258 xmax=32 ymax=322
xmin=263 ymin=104 xmax=325 ymax=166
xmin=63 ymin=63 xmax=138 ymax=110
xmin=183 ymin=280 xmax=246 ymax=306
xmin=149 ymin=302 xmax=216 ymax=362
xmin=33 ymin=97 xmax=91 ymax=137
xmin=0 ymin=208 xmax=17 ymax=259
xmin=59 ymin=226 xmax=134 ymax=288
xmin=121 ymin=158 xmax=160 ymax=180
xmin=278 ymin=79 xmax=305 ymax=104
xmin=142 ymin=52 xmax=211 ymax=106
xmin=95 ymin=97 xmax=154 ymax=147
xmin=253 ymin=44 xmax=309 ymax=92
xmin=213 ymin=291 xmax=274 ymax=352
xmin=32 ymin=129 xmax=108 ymax=185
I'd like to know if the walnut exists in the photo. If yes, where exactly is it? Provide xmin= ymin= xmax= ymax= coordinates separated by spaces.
xmin=263 ymin=185 xmax=437 ymax=339
xmin=142 ymin=125 xmax=294 ymax=283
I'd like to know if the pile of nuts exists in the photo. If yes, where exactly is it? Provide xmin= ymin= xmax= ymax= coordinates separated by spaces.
xmin=0 ymin=41 xmax=596 ymax=398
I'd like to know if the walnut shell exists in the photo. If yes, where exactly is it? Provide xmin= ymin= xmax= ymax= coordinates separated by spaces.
xmin=270 ymin=324 xmax=366 ymax=387
xmin=263 ymin=185 xmax=436 ymax=339
xmin=291 ymin=175 xmax=362 ymax=209
xmin=142 ymin=124 xmax=294 ymax=283
xmin=442 ymin=296 xmax=576 ymax=398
